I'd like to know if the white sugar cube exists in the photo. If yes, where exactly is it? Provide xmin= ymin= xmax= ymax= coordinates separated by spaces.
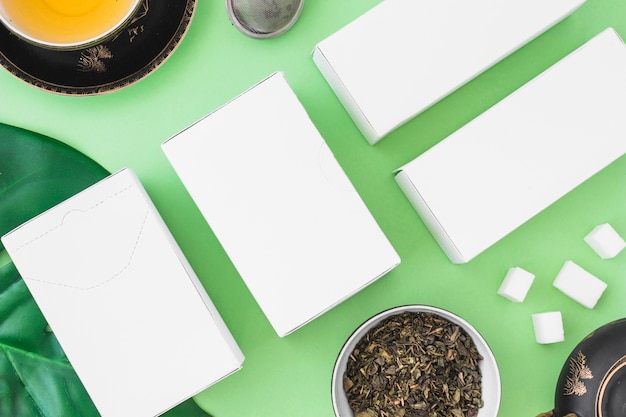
xmin=553 ymin=261 xmax=607 ymax=309
xmin=584 ymin=223 xmax=625 ymax=259
xmin=497 ymin=267 xmax=535 ymax=303
xmin=532 ymin=312 xmax=564 ymax=344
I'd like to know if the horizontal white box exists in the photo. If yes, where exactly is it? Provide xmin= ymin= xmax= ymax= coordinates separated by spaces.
xmin=162 ymin=72 xmax=400 ymax=337
xmin=313 ymin=0 xmax=586 ymax=144
xmin=1 ymin=168 xmax=244 ymax=417
xmin=395 ymin=28 xmax=626 ymax=264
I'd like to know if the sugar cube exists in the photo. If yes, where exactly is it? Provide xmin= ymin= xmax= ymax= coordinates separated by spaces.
xmin=584 ymin=223 xmax=626 ymax=259
xmin=553 ymin=261 xmax=607 ymax=309
xmin=532 ymin=312 xmax=565 ymax=344
xmin=497 ymin=267 xmax=535 ymax=303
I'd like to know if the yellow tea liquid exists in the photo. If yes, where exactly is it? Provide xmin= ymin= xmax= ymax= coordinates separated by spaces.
xmin=1 ymin=0 xmax=137 ymax=45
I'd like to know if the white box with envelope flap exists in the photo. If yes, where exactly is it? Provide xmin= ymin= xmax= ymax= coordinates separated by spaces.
xmin=162 ymin=72 xmax=400 ymax=337
xmin=313 ymin=0 xmax=587 ymax=144
xmin=394 ymin=28 xmax=626 ymax=264
xmin=1 ymin=168 xmax=244 ymax=417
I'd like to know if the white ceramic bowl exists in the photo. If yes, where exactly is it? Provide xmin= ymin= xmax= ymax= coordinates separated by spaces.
xmin=332 ymin=305 xmax=501 ymax=417
xmin=0 ymin=0 xmax=142 ymax=50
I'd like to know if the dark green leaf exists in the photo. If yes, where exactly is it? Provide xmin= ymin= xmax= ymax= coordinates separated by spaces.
xmin=0 ymin=122 xmax=109 ymax=251
xmin=0 ymin=262 xmax=99 ymax=417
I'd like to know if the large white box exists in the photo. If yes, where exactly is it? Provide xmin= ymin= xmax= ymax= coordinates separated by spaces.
xmin=394 ymin=29 xmax=626 ymax=264
xmin=313 ymin=0 xmax=586 ymax=144
xmin=1 ymin=168 xmax=244 ymax=417
xmin=162 ymin=72 xmax=400 ymax=337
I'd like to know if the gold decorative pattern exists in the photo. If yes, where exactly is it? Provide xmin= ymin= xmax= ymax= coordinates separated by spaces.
xmin=127 ymin=0 xmax=149 ymax=42
xmin=131 ymin=0 xmax=149 ymax=24
xmin=564 ymin=351 xmax=593 ymax=396
xmin=78 ymin=45 xmax=113 ymax=73
xmin=595 ymin=355 xmax=626 ymax=417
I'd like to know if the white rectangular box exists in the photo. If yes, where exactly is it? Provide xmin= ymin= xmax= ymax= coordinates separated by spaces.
xmin=1 ymin=168 xmax=244 ymax=417
xmin=162 ymin=72 xmax=400 ymax=337
xmin=394 ymin=29 xmax=626 ymax=264
xmin=313 ymin=0 xmax=586 ymax=144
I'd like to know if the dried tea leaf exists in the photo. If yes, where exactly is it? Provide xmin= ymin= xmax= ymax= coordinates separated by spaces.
xmin=344 ymin=312 xmax=483 ymax=417
xmin=344 ymin=375 xmax=355 ymax=391
xmin=355 ymin=409 xmax=378 ymax=417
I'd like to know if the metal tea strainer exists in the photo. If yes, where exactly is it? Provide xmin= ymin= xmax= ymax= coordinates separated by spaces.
xmin=226 ymin=0 xmax=304 ymax=39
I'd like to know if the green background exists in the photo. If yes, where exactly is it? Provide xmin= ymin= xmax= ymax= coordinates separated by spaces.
xmin=1 ymin=0 xmax=625 ymax=416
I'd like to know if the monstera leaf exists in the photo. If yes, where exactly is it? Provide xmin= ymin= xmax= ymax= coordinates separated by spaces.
xmin=0 ymin=123 xmax=212 ymax=417
xmin=0 ymin=262 xmax=101 ymax=417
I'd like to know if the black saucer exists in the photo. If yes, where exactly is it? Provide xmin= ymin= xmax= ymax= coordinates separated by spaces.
xmin=0 ymin=0 xmax=196 ymax=95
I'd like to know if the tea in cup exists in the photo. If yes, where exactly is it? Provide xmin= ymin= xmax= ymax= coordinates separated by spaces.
xmin=0 ymin=0 xmax=142 ymax=49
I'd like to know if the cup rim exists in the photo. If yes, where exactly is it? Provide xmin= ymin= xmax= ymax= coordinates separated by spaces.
xmin=331 ymin=304 xmax=502 ymax=417
xmin=0 ymin=0 xmax=143 ymax=50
